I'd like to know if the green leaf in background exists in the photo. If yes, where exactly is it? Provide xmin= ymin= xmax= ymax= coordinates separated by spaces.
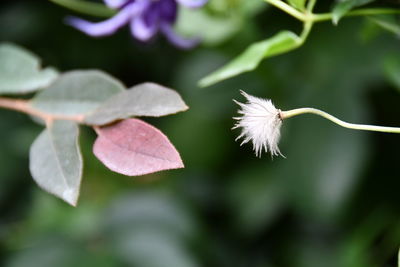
xmin=84 ymin=82 xmax=188 ymax=125
xmin=332 ymin=0 xmax=374 ymax=25
xmin=0 ymin=43 xmax=58 ymax=94
xmin=104 ymin=192 xmax=198 ymax=267
xmin=49 ymin=0 xmax=116 ymax=17
xmin=29 ymin=120 xmax=82 ymax=206
xmin=112 ymin=229 xmax=198 ymax=267
xmin=287 ymin=0 xmax=306 ymax=10
xmin=384 ymin=55 xmax=400 ymax=90
xmin=30 ymin=70 xmax=124 ymax=116
xmin=227 ymin=163 xmax=286 ymax=235
xmin=176 ymin=8 xmax=242 ymax=46
xmin=368 ymin=15 xmax=400 ymax=36
xmin=104 ymin=192 xmax=196 ymax=240
xmin=199 ymin=31 xmax=301 ymax=87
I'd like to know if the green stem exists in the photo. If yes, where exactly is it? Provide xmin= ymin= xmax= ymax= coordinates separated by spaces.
xmin=299 ymin=20 xmax=313 ymax=43
xmin=312 ymin=8 xmax=400 ymax=22
xmin=48 ymin=0 xmax=116 ymax=17
xmin=263 ymin=0 xmax=306 ymax=21
xmin=306 ymin=0 xmax=317 ymax=13
xmin=280 ymin=107 xmax=400 ymax=134
xmin=264 ymin=0 xmax=400 ymax=24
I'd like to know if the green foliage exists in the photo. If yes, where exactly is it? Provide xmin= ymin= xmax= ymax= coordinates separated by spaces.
xmin=0 ymin=43 xmax=58 ymax=94
xmin=332 ymin=0 xmax=374 ymax=24
xmin=368 ymin=15 xmax=400 ymax=36
xmin=199 ymin=31 xmax=301 ymax=87
xmin=1 ymin=0 xmax=400 ymax=266
xmin=31 ymin=70 xmax=124 ymax=116
xmin=85 ymin=83 xmax=188 ymax=125
xmin=287 ymin=0 xmax=306 ymax=10
xmin=0 ymin=44 xmax=188 ymax=206
xmin=29 ymin=121 xmax=82 ymax=206
xmin=48 ymin=0 xmax=116 ymax=17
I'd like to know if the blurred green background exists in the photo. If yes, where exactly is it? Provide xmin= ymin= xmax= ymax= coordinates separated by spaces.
xmin=0 ymin=1 xmax=400 ymax=266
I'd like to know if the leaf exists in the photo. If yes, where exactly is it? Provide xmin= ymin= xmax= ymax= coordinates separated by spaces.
xmin=93 ymin=118 xmax=184 ymax=176
xmin=84 ymin=82 xmax=188 ymax=125
xmin=111 ymin=229 xmax=198 ymax=267
xmin=287 ymin=0 xmax=306 ymax=10
xmin=49 ymin=0 xmax=116 ymax=18
xmin=30 ymin=70 xmax=124 ymax=116
xmin=368 ymin=15 xmax=400 ymax=36
xmin=0 ymin=43 xmax=58 ymax=94
xmin=104 ymin=192 xmax=196 ymax=239
xmin=175 ymin=8 xmax=242 ymax=46
xmin=198 ymin=31 xmax=301 ymax=87
xmin=29 ymin=120 xmax=82 ymax=206
xmin=332 ymin=0 xmax=373 ymax=25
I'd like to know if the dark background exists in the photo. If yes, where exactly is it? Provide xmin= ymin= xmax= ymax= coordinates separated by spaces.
xmin=0 ymin=1 xmax=399 ymax=266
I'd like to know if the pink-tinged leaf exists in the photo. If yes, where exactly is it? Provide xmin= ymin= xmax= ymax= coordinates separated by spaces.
xmin=93 ymin=118 xmax=184 ymax=176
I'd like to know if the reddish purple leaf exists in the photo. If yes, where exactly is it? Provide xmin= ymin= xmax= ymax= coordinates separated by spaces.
xmin=93 ymin=118 xmax=184 ymax=176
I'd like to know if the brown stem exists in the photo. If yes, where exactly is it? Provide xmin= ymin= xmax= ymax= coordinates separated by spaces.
xmin=0 ymin=97 xmax=84 ymax=124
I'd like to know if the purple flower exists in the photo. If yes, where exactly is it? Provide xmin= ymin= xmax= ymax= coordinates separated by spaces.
xmin=66 ymin=0 xmax=207 ymax=49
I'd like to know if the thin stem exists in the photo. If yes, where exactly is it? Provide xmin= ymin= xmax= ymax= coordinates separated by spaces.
xmin=312 ymin=8 xmax=400 ymax=22
xmin=0 ymin=97 xmax=84 ymax=124
xmin=48 ymin=0 xmax=116 ymax=18
xmin=306 ymin=0 xmax=317 ymax=12
xmin=263 ymin=0 xmax=306 ymax=21
xmin=299 ymin=20 xmax=313 ymax=43
xmin=263 ymin=0 xmax=400 ymax=24
xmin=280 ymin=107 xmax=400 ymax=134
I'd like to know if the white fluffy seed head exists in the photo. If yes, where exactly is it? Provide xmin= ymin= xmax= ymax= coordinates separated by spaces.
xmin=233 ymin=90 xmax=284 ymax=157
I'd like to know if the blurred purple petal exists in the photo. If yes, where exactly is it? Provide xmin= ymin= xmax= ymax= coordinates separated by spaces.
xmin=66 ymin=2 xmax=142 ymax=37
xmin=130 ymin=16 xmax=158 ymax=41
xmin=104 ymin=0 xmax=132 ymax=9
xmin=160 ymin=23 xmax=200 ymax=49
xmin=175 ymin=0 xmax=207 ymax=8
xmin=159 ymin=0 xmax=177 ymax=23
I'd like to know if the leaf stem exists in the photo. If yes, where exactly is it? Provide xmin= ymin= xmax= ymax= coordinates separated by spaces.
xmin=0 ymin=97 xmax=84 ymax=124
xmin=264 ymin=0 xmax=400 ymax=24
xmin=263 ymin=0 xmax=306 ymax=21
xmin=312 ymin=8 xmax=400 ymax=22
xmin=280 ymin=107 xmax=400 ymax=133
xmin=48 ymin=0 xmax=116 ymax=17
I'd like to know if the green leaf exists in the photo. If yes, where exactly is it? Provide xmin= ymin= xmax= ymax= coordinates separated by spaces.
xmin=29 ymin=120 xmax=82 ymax=206
xmin=287 ymin=0 xmax=306 ymax=10
xmin=198 ymin=31 xmax=301 ymax=87
xmin=84 ymin=82 xmax=188 ymax=125
xmin=332 ymin=0 xmax=373 ymax=25
xmin=0 ymin=43 xmax=58 ymax=94
xmin=49 ymin=0 xmax=116 ymax=17
xmin=30 ymin=70 xmax=125 ymax=116
xmin=368 ymin=15 xmax=400 ymax=36
xmin=175 ymin=8 xmax=242 ymax=46
xmin=105 ymin=192 xmax=198 ymax=267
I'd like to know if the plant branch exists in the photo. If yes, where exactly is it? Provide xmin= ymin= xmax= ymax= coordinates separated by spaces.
xmin=264 ymin=0 xmax=306 ymax=21
xmin=306 ymin=0 xmax=317 ymax=12
xmin=263 ymin=0 xmax=400 ymax=24
xmin=299 ymin=20 xmax=313 ymax=44
xmin=312 ymin=8 xmax=400 ymax=22
xmin=280 ymin=107 xmax=400 ymax=133
xmin=0 ymin=97 xmax=84 ymax=124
